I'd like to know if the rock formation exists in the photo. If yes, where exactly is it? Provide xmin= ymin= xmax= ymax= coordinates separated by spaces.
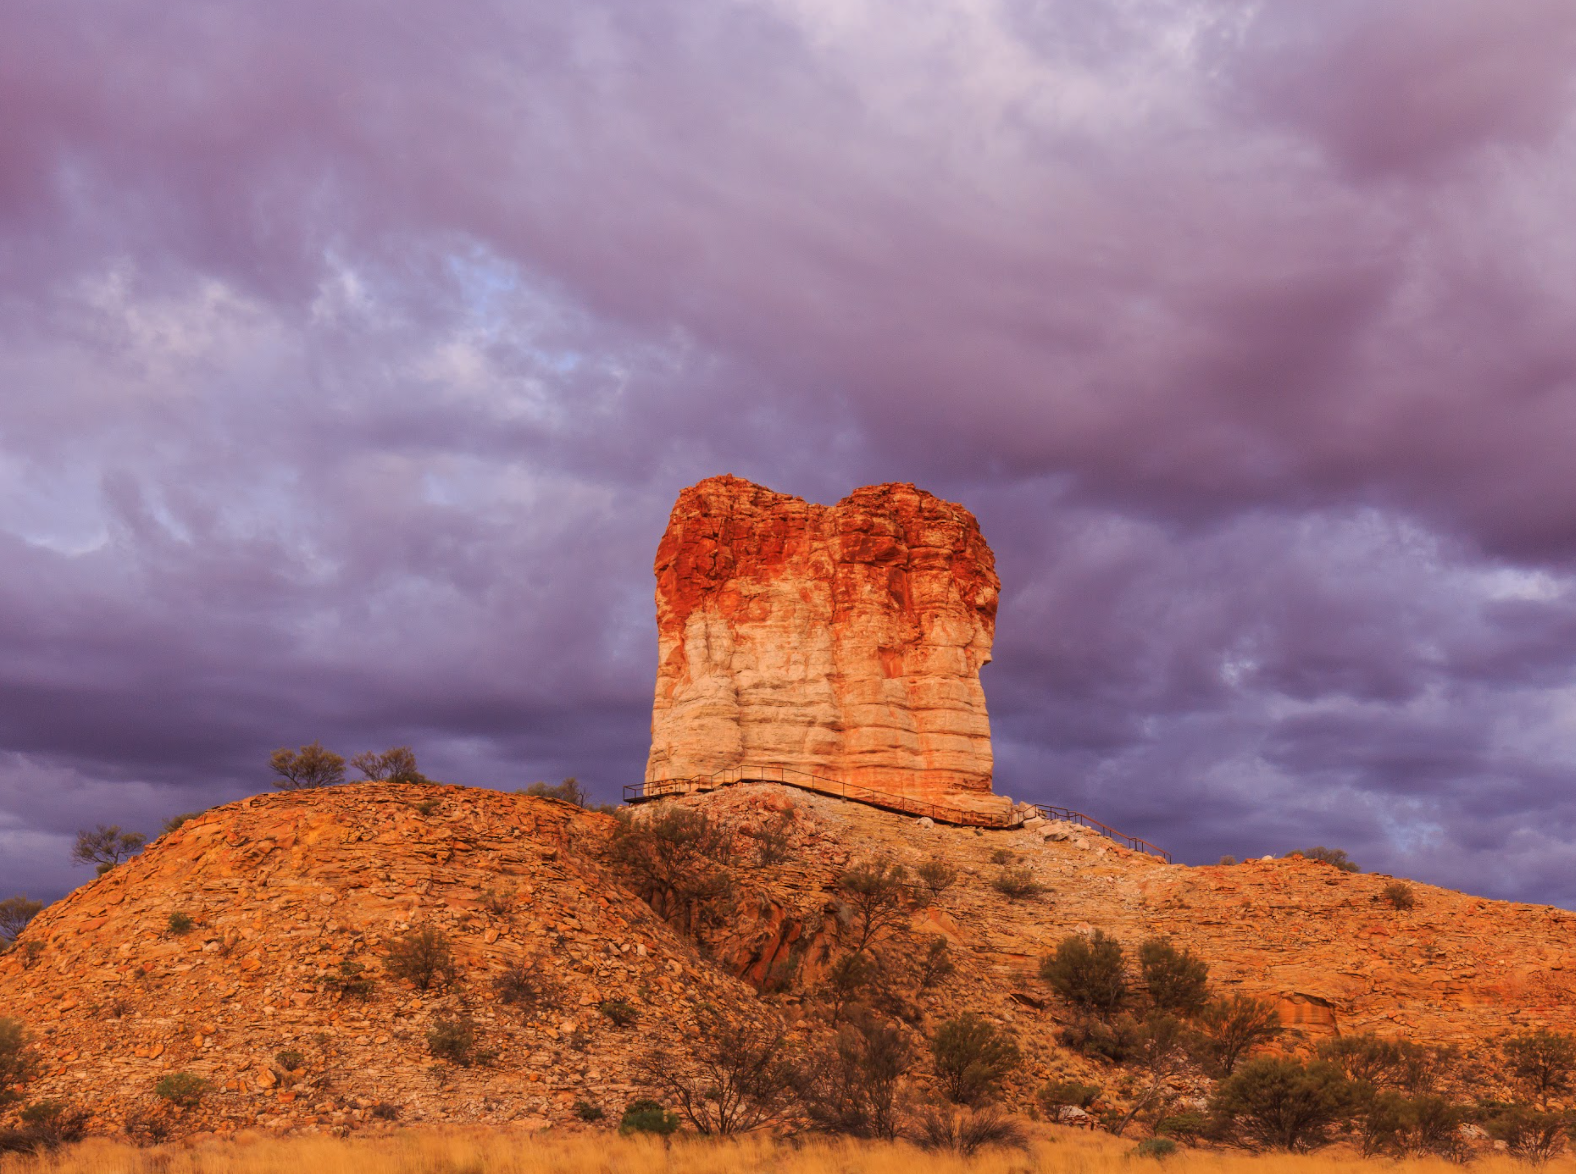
xmin=646 ymin=475 xmax=1002 ymax=814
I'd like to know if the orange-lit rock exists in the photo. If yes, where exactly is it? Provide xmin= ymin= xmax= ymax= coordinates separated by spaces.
xmin=645 ymin=475 xmax=1002 ymax=813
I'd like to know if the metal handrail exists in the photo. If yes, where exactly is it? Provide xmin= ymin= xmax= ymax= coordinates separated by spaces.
xmin=1031 ymin=804 xmax=1172 ymax=863
xmin=624 ymin=765 xmax=1172 ymax=862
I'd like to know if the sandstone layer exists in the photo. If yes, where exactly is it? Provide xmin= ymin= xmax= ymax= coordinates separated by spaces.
xmin=646 ymin=475 xmax=1001 ymax=812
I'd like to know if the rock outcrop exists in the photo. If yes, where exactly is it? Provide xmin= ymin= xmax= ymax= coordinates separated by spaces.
xmin=646 ymin=475 xmax=1001 ymax=814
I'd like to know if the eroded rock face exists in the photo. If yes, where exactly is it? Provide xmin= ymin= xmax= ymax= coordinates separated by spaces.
xmin=646 ymin=475 xmax=1001 ymax=810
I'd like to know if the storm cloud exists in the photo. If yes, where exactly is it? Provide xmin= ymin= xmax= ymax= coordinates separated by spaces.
xmin=3 ymin=0 xmax=1576 ymax=906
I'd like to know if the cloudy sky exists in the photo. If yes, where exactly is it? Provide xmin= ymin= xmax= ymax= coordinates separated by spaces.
xmin=4 ymin=0 xmax=1576 ymax=907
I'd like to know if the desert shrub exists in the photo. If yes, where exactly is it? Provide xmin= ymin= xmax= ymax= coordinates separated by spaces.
xmin=1217 ymin=855 xmax=1238 ymax=866
xmin=915 ymin=859 xmax=958 ymax=899
xmin=160 ymin=810 xmax=208 ymax=835
xmin=71 ymin=825 xmax=146 ymax=876
xmin=797 ymin=1011 xmax=915 ymax=1139
xmin=350 ymin=746 xmax=427 ymax=784
xmin=750 ymin=809 xmax=797 ymax=866
xmin=481 ymin=887 xmax=512 ymax=915
xmin=918 ymin=937 xmax=954 ymax=989
xmin=166 ymin=911 xmax=194 ymax=935
xmin=599 ymin=998 xmax=639 ymax=1027
xmin=1192 ymin=992 xmax=1283 ymax=1076
xmin=1138 ymin=937 xmax=1209 ymax=1016
xmin=153 ymin=1072 xmax=210 ymax=1109
xmin=930 ymin=1013 xmax=1021 ymax=1105
xmin=574 ymin=1099 xmax=605 ymax=1122
xmin=988 ymin=848 xmax=1016 ymax=866
xmin=269 ymin=741 xmax=346 ymax=789
xmin=384 ymin=924 xmax=456 ymax=990
xmin=1287 ymin=846 xmax=1359 ymax=872
xmin=494 ymin=963 xmax=560 ymax=1013
xmin=427 ymin=1015 xmax=486 ymax=1066
xmin=639 ymin=1006 xmax=796 ymax=1135
xmin=1154 ymin=1110 xmax=1209 ymax=1141
xmin=836 ymin=858 xmax=912 ymax=953
xmin=0 ymin=1019 xmax=38 ymax=1106
xmin=913 ymin=1102 xmax=1027 ymax=1154
xmin=1318 ymin=1033 xmax=1454 ymax=1094
xmin=323 ymin=959 xmax=374 ymax=1000
xmin=1486 ymin=1105 xmax=1570 ymax=1164
xmin=1059 ymin=1012 xmax=1144 ymax=1063
xmin=273 ymin=1049 xmax=305 ymax=1073
xmin=1360 ymin=1092 xmax=1466 ymax=1159
xmin=370 ymin=1101 xmax=400 ymax=1121
xmin=1135 ymin=1137 xmax=1177 ymax=1158
xmin=1040 ymin=930 xmax=1127 ymax=1018
xmin=1209 ymin=1057 xmax=1359 ymax=1151
xmin=521 ymin=777 xmax=590 ymax=806
xmin=824 ymin=950 xmax=881 ymax=1021
xmin=1383 ymin=881 xmax=1416 ymax=910
xmin=0 ymin=897 xmax=43 ymax=946
xmin=1503 ymin=1031 xmax=1576 ymax=1110
xmin=1039 ymin=1080 xmax=1102 ymax=1110
xmin=609 ymin=807 xmax=735 ymax=940
xmin=13 ymin=1100 xmax=87 ymax=1150
xmin=990 ymin=865 xmax=1045 ymax=901
xmin=618 ymin=1099 xmax=681 ymax=1136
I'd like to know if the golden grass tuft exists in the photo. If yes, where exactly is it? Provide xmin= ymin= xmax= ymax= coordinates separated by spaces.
xmin=2 ymin=1129 xmax=1575 ymax=1174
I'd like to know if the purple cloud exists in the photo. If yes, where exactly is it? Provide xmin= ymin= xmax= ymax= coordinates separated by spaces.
xmin=2 ymin=0 xmax=1575 ymax=908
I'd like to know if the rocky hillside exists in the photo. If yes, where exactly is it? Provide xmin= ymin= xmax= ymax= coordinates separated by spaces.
xmin=2 ymin=780 xmax=1573 ymax=1141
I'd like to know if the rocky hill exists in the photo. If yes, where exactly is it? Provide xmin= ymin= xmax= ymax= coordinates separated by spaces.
xmin=2 ymin=780 xmax=1573 ymax=1141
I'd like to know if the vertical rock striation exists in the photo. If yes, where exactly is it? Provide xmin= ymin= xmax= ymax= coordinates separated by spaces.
xmin=646 ymin=475 xmax=1003 ymax=813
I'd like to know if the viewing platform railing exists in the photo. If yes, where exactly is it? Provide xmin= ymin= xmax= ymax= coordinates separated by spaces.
xmin=624 ymin=765 xmax=1172 ymax=863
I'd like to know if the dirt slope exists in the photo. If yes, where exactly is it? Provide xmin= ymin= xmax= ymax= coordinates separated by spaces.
xmin=2 ymin=780 xmax=1572 ymax=1140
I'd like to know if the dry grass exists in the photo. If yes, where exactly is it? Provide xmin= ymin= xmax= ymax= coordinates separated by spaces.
xmin=2 ymin=1130 xmax=1574 ymax=1174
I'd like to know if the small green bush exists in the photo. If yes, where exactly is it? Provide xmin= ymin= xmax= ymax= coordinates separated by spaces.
xmin=1286 ymin=846 xmax=1359 ymax=873
xmin=153 ymin=1072 xmax=209 ymax=1109
xmin=918 ymin=937 xmax=955 ymax=989
xmin=1208 ymin=1057 xmax=1358 ymax=1151
xmin=1137 ymin=937 xmax=1209 ymax=1016
xmin=599 ymin=998 xmax=639 ymax=1027
xmin=988 ymin=848 xmax=1017 ymax=866
xmin=273 ymin=1049 xmax=305 ymax=1073
xmin=370 ymin=1101 xmax=400 ymax=1121
xmin=427 ymin=1015 xmax=484 ymax=1066
xmin=1154 ymin=1111 xmax=1209 ymax=1141
xmin=520 ymin=777 xmax=591 ymax=806
xmin=1134 ymin=1137 xmax=1178 ymax=1159
xmin=1217 ymin=855 xmax=1238 ymax=866
xmin=574 ymin=1099 xmax=605 ymax=1122
xmin=1039 ymin=1079 xmax=1101 ymax=1110
xmin=990 ymin=865 xmax=1045 ymax=901
xmin=0 ymin=897 xmax=45 ymax=945
xmin=1040 ymin=930 xmax=1127 ymax=1017
xmin=618 ymin=1098 xmax=681 ymax=1136
xmin=0 ymin=1018 xmax=39 ymax=1106
xmin=166 ymin=911 xmax=194 ymax=936
xmin=930 ymin=1013 xmax=1021 ymax=1105
xmin=494 ymin=963 xmax=560 ymax=1013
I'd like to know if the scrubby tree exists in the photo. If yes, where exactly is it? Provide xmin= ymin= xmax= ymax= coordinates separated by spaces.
xmin=1193 ymin=992 xmax=1283 ymax=1076
xmin=268 ymin=741 xmax=346 ymax=789
xmin=796 ymin=1010 xmax=915 ymax=1139
xmin=521 ymin=777 xmax=590 ymax=806
xmin=160 ymin=809 xmax=209 ymax=835
xmin=0 ymin=897 xmax=44 ymax=946
xmin=610 ymin=806 xmax=736 ymax=940
xmin=1209 ymin=1057 xmax=1359 ymax=1152
xmin=350 ymin=746 xmax=425 ymax=784
xmin=1040 ymin=930 xmax=1127 ymax=1018
xmin=930 ymin=1013 xmax=1021 ymax=1105
xmin=639 ymin=1006 xmax=797 ymax=1134
xmin=71 ymin=825 xmax=146 ymax=876
xmin=836 ymin=858 xmax=912 ymax=954
xmin=1319 ymin=1033 xmax=1455 ymax=1094
xmin=1487 ymin=1105 xmax=1571 ymax=1164
xmin=1287 ymin=846 xmax=1359 ymax=873
xmin=1502 ymin=1030 xmax=1576 ymax=1110
xmin=1138 ymin=936 xmax=1210 ymax=1016
xmin=916 ymin=859 xmax=959 ymax=899
xmin=0 ymin=1018 xmax=38 ymax=1106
